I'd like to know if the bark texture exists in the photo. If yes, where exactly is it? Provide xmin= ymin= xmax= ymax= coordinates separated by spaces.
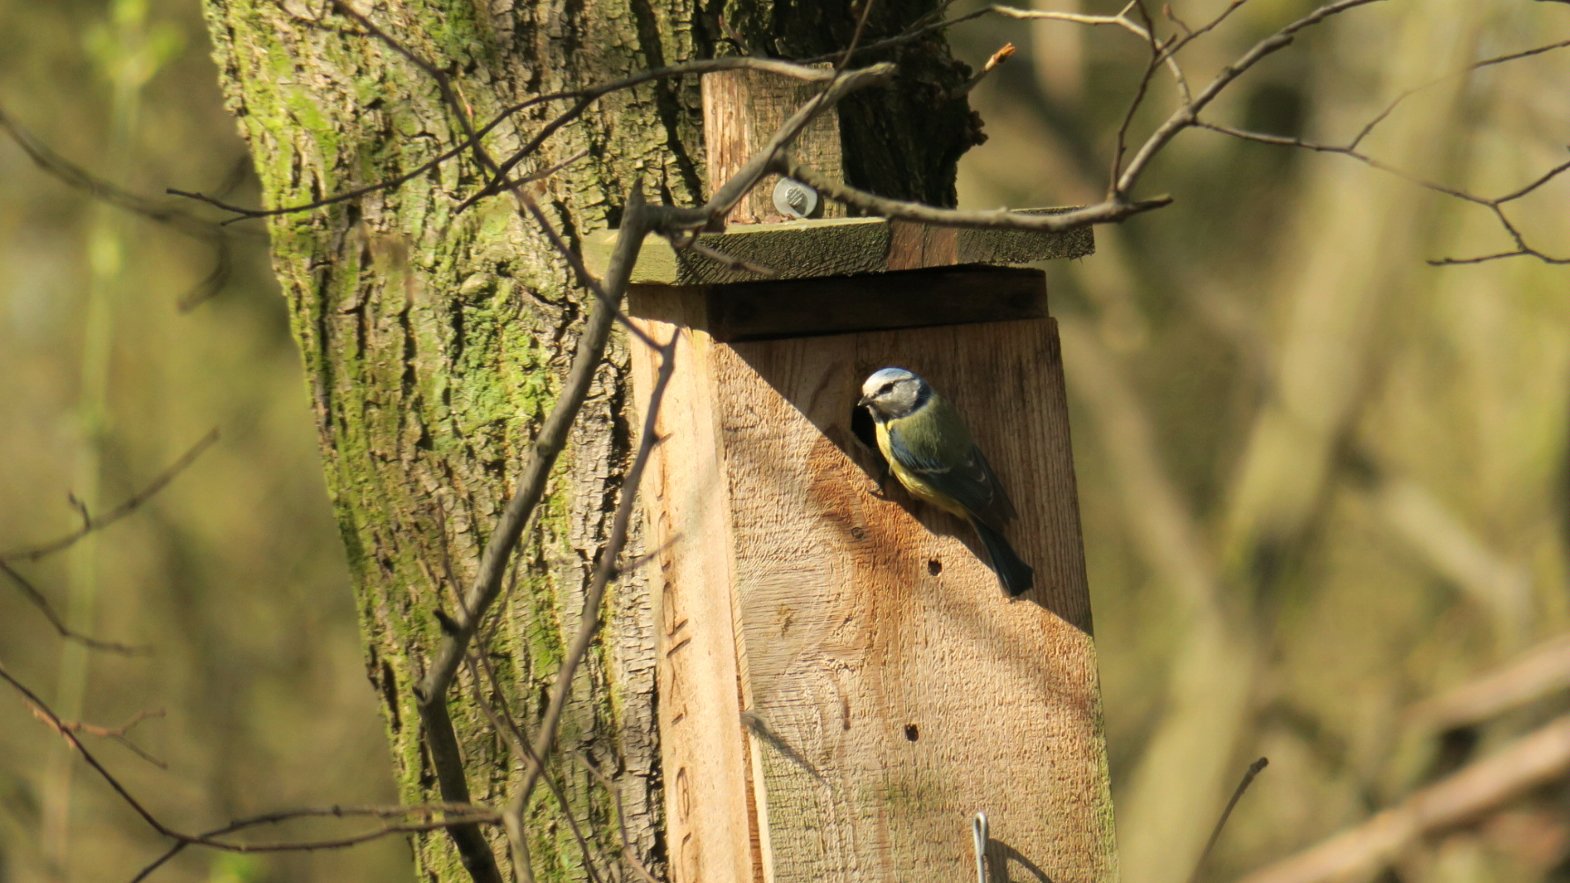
xmin=201 ymin=1 xmax=980 ymax=878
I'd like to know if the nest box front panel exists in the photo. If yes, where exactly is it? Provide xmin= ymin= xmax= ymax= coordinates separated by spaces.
xmin=709 ymin=318 xmax=1116 ymax=882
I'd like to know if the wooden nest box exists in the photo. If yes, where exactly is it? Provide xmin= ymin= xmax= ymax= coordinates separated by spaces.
xmin=587 ymin=70 xmax=1117 ymax=882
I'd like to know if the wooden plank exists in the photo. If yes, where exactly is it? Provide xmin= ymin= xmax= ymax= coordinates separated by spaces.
xmin=703 ymin=67 xmax=846 ymax=225
xmin=627 ymin=291 xmax=759 ymax=883
xmin=686 ymin=266 xmax=1047 ymax=341
xmin=581 ymin=210 xmax=1094 ymax=287
xmin=709 ymin=316 xmax=1117 ymax=881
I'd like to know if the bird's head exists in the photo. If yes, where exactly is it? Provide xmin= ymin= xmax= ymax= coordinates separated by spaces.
xmin=858 ymin=367 xmax=929 ymax=419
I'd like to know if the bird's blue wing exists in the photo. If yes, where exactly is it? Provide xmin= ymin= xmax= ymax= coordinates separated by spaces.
xmin=885 ymin=415 xmax=1016 ymax=525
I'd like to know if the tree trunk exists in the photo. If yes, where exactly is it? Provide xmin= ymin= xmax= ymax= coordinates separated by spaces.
xmin=201 ymin=1 xmax=980 ymax=878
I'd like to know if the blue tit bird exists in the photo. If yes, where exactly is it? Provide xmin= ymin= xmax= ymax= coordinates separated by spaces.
xmin=858 ymin=367 xmax=1035 ymax=596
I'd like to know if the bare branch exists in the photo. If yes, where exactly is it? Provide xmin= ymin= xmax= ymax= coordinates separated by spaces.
xmin=462 ymin=58 xmax=845 ymax=213
xmin=1188 ymin=757 xmax=1270 ymax=883
xmin=1349 ymin=39 xmax=1570 ymax=151
xmin=462 ymin=654 xmax=607 ymax=883
xmin=1 ymin=429 xmax=220 ymax=563
xmin=1193 ymin=123 xmax=1570 ymax=265
xmin=574 ymin=748 xmax=665 ymax=883
xmin=1406 ymin=634 xmax=1570 ymax=732
xmin=506 ymin=328 xmax=679 ymax=861
xmin=31 ymin=707 xmax=167 ymax=769
xmin=1 ymin=561 xmax=145 ymax=655
xmin=1116 ymin=0 xmax=1388 ymax=197
xmin=0 ymin=103 xmax=250 ymax=242
xmin=414 ymin=187 xmax=652 ymax=710
xmin=0 ymin=103 xmax=254 ymax=304
xmin=661 ymin=63 xmax=896 ymax=233
xmin=132 ymin=802 xmax=502 ymax=883
xmin=837 ymin=0 xmax=880 ymax=70
xmin=1109 ymin=1 xmax=1174 ymax=189
xmin=1161 ymin=0 xmax=1250 ymax=56
xmin=0 ymin=657 xmax=499 ymax=882
xmin=2 ymin=430 xmax=217 ymax=651
xmin=779 ymin=157 xmax=1171 ymax=228
xmin=1239 ymin=715 xmax=1570 ymax=883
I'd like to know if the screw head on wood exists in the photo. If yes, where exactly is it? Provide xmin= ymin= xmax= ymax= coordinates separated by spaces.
xmin=772 ymin=177 xmax=819 ymax=219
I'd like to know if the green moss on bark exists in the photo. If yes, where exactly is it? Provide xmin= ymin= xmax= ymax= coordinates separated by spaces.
xmin=202 ymin=0 xmax=975 ymax=877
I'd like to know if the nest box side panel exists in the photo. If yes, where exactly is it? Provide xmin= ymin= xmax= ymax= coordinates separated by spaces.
xmin=711 ymin=318 xmax=1118 ymax=881
xmin=628 ymin=295 xmax=760 ymax=883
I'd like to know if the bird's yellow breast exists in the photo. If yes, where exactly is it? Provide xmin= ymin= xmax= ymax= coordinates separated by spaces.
xmin=874 ymin=418 xmax=968 ymax=519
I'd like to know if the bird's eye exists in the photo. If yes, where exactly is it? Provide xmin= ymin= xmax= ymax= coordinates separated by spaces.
xmin=880 ymin=382 xmax=893 ymax=394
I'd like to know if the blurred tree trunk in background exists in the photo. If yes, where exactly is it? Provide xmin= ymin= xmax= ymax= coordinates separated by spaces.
xmin=200 ymin=1 xmax=978 ymax=878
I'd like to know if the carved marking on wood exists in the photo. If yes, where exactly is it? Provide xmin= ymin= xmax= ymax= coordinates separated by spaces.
xmin=629 ymin=293 xmax=758 ymax=883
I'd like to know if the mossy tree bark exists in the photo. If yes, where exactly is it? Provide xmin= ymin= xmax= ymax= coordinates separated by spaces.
xmin=202 ymin=1 xmax=981 ymax=878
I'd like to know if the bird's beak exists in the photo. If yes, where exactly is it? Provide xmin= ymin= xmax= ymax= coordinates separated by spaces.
xmin=856 ymin=394 xmax=872 ymax=408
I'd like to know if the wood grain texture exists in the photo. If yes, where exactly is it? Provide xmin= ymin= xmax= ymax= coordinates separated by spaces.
xmin=720 ymin=319 xmax=1115 ymax=883
xmin=582 ymin=212 xmax=1095 ymax=287
xmin=629 ymin=274 xmax=1116 ymax=881
xmin=703 ymin=67 xmax=846 ymax=225
xmin=628 ymin=292 xmax=759 ymax=883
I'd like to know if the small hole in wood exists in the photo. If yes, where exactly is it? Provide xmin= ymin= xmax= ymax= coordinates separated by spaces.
xmin=928 ymin=559 xmax=942 ymax=576
xmin=904 ymin=723 xmax=919 ymax=742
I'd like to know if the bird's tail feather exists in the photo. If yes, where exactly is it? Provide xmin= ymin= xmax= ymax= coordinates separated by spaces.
xmin=971 ymin=519 xmax=1034 ymax=596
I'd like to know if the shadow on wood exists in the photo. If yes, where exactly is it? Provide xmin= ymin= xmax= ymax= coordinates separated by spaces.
xmin=627 ymin=266 xmax=1116 ymax=882
xmin=988 ymin=835 xmax=1058 ymax=883
xmin=727 ymin=318 xmax=1091 ymax=630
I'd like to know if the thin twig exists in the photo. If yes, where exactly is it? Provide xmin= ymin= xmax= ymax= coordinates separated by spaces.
xmin=31 ymin=707 xmax=167 ymax=769
xmin=779 ymin=157 xmax=1172 ymax=228
xmin=505 ymin=328 xmax=678 ymax=860
xmin=1348 ymin=38 xmax=1570 ymax=151
xmin=0 ymin=657 xmax=499 ymax=881
xmin=1116 ymin=0 xmax=1388 ymax=197
xmin=414 ymin=187 xmax=652 ymax=709
xmin=463 ymin=654 xmax=606 ymax=883
xmin=1 ymin=430 xmax=218 ymax=654
xmin=1 ymin=561 xmax=145 ymax=655
xmin=2 ymin=429 xmax=220 ymax=563
xmin=658 ymin=63 xmax=896 ymax=233
xmin=462 ymin=59 xmax=842 ymax=213
xmin=1194 ymin=122 xmax=1570 ymax=265
xmin=1188 ymin=757 xmax=1269 ymax=883
xmin=574 ymin=749 xmax=664 ymax=883
xmin=1109 ymin=1 xmax=1174 ymax=190
xmin=0 ymin=104 xmax=250 ymax=242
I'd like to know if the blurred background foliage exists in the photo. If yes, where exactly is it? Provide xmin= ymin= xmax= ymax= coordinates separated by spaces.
xmin=0 ymin=0 xmax=406 ymax=879
xmin=956 ymin=2 xmax=1570 ymax=881
xmin=0 ymin=0 xmax=1565 ymax=881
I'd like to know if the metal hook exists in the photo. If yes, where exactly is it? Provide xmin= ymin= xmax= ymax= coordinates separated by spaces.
xmin=973 ymin=811 xmax=989 ymax=883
